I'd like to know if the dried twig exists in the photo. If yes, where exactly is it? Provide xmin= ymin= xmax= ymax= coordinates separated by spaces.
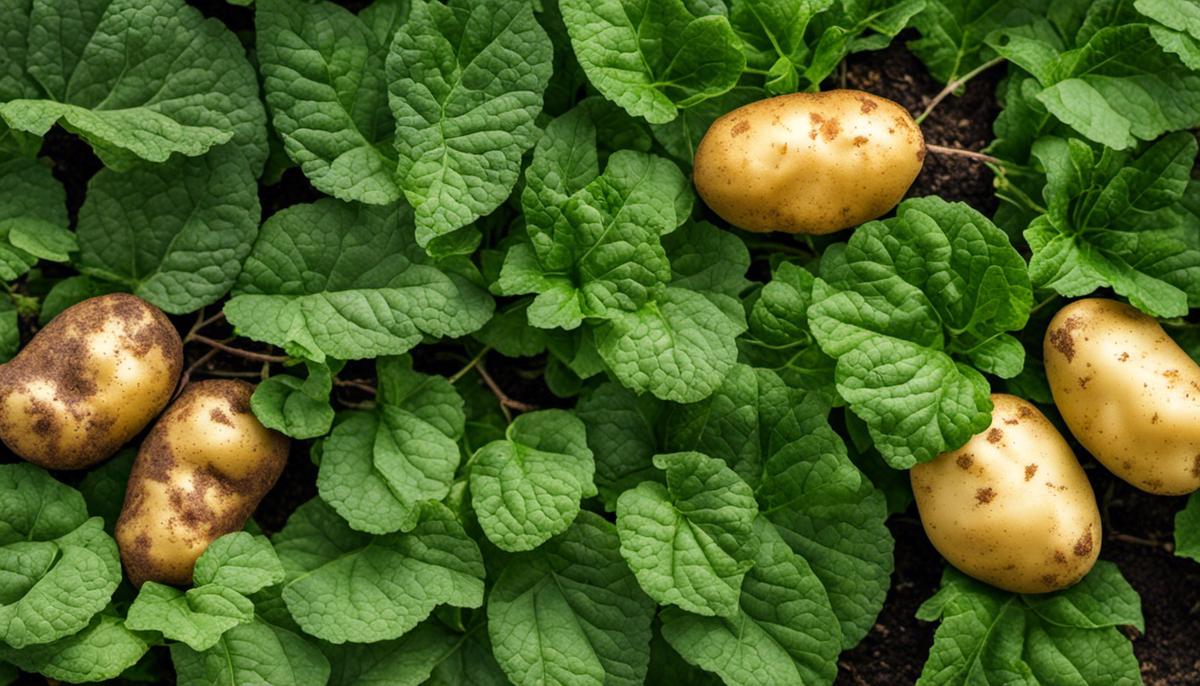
xmin=476 ymin=362 xmax=536 ymax=422
xmin=915 ymin=56 xmax=1005 ymax=124
xmin=925 ymin=143 xmax=1003 ymax=166
xmin=189 ymin=334 xmax=288 ymax=364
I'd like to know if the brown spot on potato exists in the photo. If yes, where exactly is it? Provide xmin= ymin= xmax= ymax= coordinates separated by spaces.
xmin=956 ymin=454 xmax=973 ymax=470
xmin=1164 ymin=369 xmax=1179 ymax=378
xmin=1054 ymin=550 xmax=1067 ymax=564
xmin=975 ymin=487 xmax=995 ymax=504
xmin=1073 ymin=528 xmax=1094 ymax=557
xmin=1003 ymin=417 xmax=1018 ymax=425
xmin=1193 ymin=455 xmax=1200 ymax=478
xmin=1041 ymin=574 xmax=1060 ymax=588
xmin=1017 ymin=406 xmax=1033 ymax=419
xmin=820 ymin=117 xmax=841 ymax=141
xmin=986 ymin=428 xmax=1002 ymax=444
xmin=210 ymin=408 xmax=232 ymax=427
xmin=1078 ymin=375 xmax=1091 ymax=389
xmin=1151 ymin=413 xmax=1159 ymax=424
xmin=852 ymin=136 xmax=869 ymax=147
xmin=1144 ymin=478 xmax=1163 ymax=490
xmin=1025 ymin=464 xmax=1038 ymax=481
xmin=1049 ymin=316 xmax=1083 ymax=362
xmin=1119 ymin=352 xmax=1129 ymax=362
xmin=858 ymin=96 xmax=877 ymax=113
xmin=730 ymin=119 xmax=749 ymax=137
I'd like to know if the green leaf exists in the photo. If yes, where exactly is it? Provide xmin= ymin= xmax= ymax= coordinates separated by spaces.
xmin=0 ymin=0 xmax=266 ymax=170
xmin=660 ymin=517 xmax=841 ymax=686
xmin=324 ymin=620 xmax=459 ymax=686
xmin=576 ymin=383 xmax=665 ymax=511
xmin=226 ymin=199 xmax=493 ymax=362
xmin=908 ymin=0 xmax=1048 ymax=83
xmin=428 ymin=625 xmax=509 ymax=686
xmin=0 ymin=611 xmax=147 ymax=684
xmin=126 ymin=583 xmax=254 ymax=652
xmin=275 ymin=499 xmax=484 ymax=644
xmin=986 ymin=17 xmax=1200 ymax=149
xmin=171 ymin=617 xmax=330 ymax=686
xmin=192 ymin=533 xmax=285 ymax=596
xmin=808 ymin=196 xmax=1032 ymax=468
xmin=616 ymin=451 xmax=758 ymax=617
xmin=256 ymin=0 xmax=403 ymax=205
xmin=75 ymin=147 xmax=259 ymax=314
xmin=0 ymin=157 xmax=68 ymax=281
xmin=559 ymin=0 xmax=746 ymax=124
xmin=38 ymin=275 xmax=120 ymax=326
xmin=1025 ymin=133 xmax=1200 ymax=317
xmin=916 ymin=563 xmax=1143 ymax=685
xmin=0 ymin=299 xmax=17 ymax=364
xmin=1177 ymin=492 xmax=1200 ymax=563
xmin=729 ymin=0 xmax=830 ymax=94
xmin=1137 ymin=0 xmax=1200 ymax=69
xmin=469 ymin=410 xmax=596 ymax=552
xmin=595 ymin=287 xmax=745 ymax=403
xmin=252 ymin=362 xmax=336 ymax=440
xmin=77 ymin=449 xmax=135 ymax=534
xmin=738 ymin=261 xmax=838 ymax=400
xmin=0 ymin=465 xmax=121 ymax=649
xmin=488 ymin=512 xmax=655 ymax=686
xmin=386 ymin=0 xmax=553 ymax=246
xmin=317 ymin=356 xmax=463 ymax=535
xmin=650 ymin=86 xmax=763 ymax=164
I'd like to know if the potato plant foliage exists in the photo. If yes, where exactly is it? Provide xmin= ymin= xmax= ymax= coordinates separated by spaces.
xmin=2 ymin=0 xmax=1198 ymax=684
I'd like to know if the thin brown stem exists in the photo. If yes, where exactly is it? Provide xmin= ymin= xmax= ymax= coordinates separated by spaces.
xmin=916 ymin=56 xmax=1005 ymax=124
xmin=926 ymin=143 xmax=1004 ymax=166
xmin=196 ymin=368 xmax=269 ymax=379
xmin=1109 ymin=532 xmax=1173 ymax=552
xmin=334 ymin=378 xmax=377 ymax=396
xmin=448 ymin=346 xmax=491 ymax=384
xmin=175 ymin=347 xmax=218 ymax=399
xmin=476 ymin=362 xmax=536 ymax=423
xmin=189 ymin=334 xmax=288 ymax=364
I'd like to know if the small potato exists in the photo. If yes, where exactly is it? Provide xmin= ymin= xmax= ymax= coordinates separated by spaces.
xmin=693 ymin=89 xmax=924 ymax=235
xmin=0 ymin=293 xmax=182 ymax=469
xmin=1045 ymin=298 xmax=1200 ymax=495
xmin=116 ymin=380 xmax=289 ymax=586
xmin=911 ymin=394 xmax=1101 ymax=594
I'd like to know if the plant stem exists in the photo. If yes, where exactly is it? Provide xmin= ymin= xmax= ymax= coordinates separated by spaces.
xmin=175 ymin=347 xmax=218 ymax=398
xmin=915 ymin=56 xmax=1006 ymax=125
xmin=925 ymin=143 xmax=1004 ymax=166
xmin=476 ymin=362 xmax=536 ymax=423
xmin=448 ymin=346 xmax=492 ymax=384
xmin=334 ymin=378 xmax=377 ymax=396
xmin=189 ymin=334 xmax=288 ymax=363
xmin=1029 ymin=294 xmax=1059 ymax=316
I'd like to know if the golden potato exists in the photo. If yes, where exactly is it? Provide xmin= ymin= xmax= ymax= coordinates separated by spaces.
xmin=911 ymin=394 xmax=1101 ymax=594
xmin=116 ymin=380 xmax=289 ymax=586
xmin=0 ymin=293 xmax=182 ymax=470
xmin=1045 ymin=298 xmax=1200 ymax=495
xmin=692 ymin=89 xmax=924 ymax=235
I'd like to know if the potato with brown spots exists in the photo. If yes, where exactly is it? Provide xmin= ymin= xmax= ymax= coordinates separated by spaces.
xmin=692 ymin=90 xmax=924 ymax=235
xmin=1045 ymin=298 xmax=1200 ymax=495
xmin=0 ymin=293 xmax=182 ymax=469
xmin=911 ymin=394 xmax=1101 ymax=594
xmin=116 ymin=380 xmax=289 ymax=586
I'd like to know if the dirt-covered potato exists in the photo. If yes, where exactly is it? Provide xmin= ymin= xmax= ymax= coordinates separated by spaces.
xmin=1045 ymin=298 xmax=1200 ymax=495
xmin=116 ymin=380 xmax=289 ymax=586
xmin=692 ymin=89 xmax=924 ymax=235
xmin=0 ymin=293 xmax=182 ymax=470
xmin=911 ymin=394 xmax=1101 ymax=594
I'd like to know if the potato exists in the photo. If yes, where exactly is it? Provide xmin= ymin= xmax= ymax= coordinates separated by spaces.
xmin=911 ymin=394 xmax=1101 ymax=594
xmin=116 ymin=380 xmax=289 ymax=586
xmin=692 ymin=89 xmax=924 ymax=235
xmin=0 ymin=293 xmax=182 ymax=470
xmin=1044 ymin=298 xmax=1200 ymax=495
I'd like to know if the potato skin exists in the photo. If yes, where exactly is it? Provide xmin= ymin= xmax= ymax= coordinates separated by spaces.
xmin=116 ymin=380 xmax=289 ymax=586
xmin=0 ymin=293 xmax=182 ymax=470
xmin=911 ymin=394 xmax=1101 ymax=594
xmin=692 ymin=89 xmax=924 ymax=235
xmin=1045 ymin=298 xmax=1200 ymax=495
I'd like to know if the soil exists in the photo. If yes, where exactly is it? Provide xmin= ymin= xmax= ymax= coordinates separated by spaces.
xmin=7 ymin=8 xmax=1199 ymax=685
